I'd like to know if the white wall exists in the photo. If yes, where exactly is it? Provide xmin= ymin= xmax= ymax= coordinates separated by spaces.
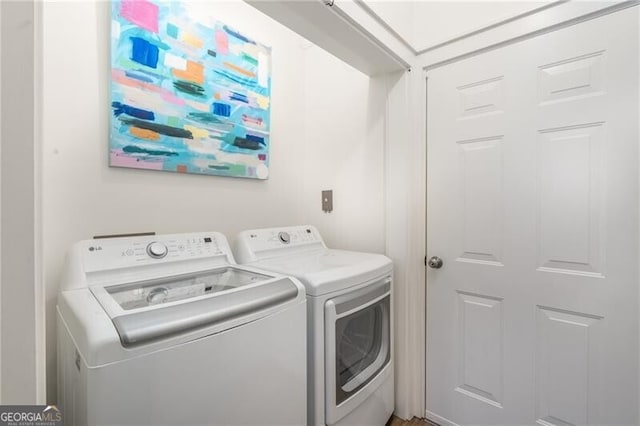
xmin=302 ymin=45 xmax=386 ymax=253
xmin=0 ymin=0 xmax=3 ymax=403
xmin=1 ymin=0 xmax=45 ymax=404
xmin=42 ymin=0 xmax=385 ymax=401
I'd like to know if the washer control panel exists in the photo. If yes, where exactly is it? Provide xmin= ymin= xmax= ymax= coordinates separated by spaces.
xmin=82 ymin=232 xmax=230 ymax=273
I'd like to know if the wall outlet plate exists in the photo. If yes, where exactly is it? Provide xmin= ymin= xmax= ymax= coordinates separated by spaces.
xmin=322 ymin=190 xmax=333 ymax=213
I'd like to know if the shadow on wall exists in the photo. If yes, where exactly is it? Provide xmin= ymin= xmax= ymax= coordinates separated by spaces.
xmin=301 ymin=45 xmax=387 ymax=254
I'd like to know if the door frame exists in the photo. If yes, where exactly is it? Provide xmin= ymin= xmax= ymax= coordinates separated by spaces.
xmin=0 ymin=0 xmax=46 ymax=404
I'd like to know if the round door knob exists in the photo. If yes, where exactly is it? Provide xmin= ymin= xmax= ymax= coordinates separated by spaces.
xmin=146 ymin=242 xmax=168 ymax=259
xmin=428 ymin=256 xmax=443 ymax=269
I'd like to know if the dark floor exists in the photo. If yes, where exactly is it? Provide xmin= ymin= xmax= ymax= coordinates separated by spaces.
xmin=387 ymin=415 xmax=439 ymax=426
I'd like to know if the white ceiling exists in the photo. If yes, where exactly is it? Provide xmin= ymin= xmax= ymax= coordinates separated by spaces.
xmin=363 ymin=1 xmax=554 ymax=52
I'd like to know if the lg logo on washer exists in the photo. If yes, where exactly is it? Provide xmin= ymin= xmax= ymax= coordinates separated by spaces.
xmin=87 ymin=246 xmax=103 ymax=252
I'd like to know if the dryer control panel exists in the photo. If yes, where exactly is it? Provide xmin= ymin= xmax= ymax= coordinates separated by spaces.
xmin=235 ymin=225 xmax=326 ymax=263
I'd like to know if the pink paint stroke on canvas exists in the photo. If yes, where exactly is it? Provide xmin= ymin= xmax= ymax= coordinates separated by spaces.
xmin=120 ymin=0 xmax=159 ymax=33
xmin=215 ymin=29 xmax=229 ymax=55
xmin=111 ymin=150 xmax=164 ymax=170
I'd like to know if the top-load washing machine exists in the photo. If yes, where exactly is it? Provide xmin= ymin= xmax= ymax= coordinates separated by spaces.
xmin=235 ymin=225 xmax=394 ymax=426
xmin=57 ymin=231 xmax=307 ymax=426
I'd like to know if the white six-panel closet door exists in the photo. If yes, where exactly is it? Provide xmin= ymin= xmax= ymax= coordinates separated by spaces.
xmin=426 ymin=7 xmax=639 ymax=426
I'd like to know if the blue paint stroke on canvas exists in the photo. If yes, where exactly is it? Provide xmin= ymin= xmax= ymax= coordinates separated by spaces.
xmin=110 ymin=0 xmax=271 ymax=179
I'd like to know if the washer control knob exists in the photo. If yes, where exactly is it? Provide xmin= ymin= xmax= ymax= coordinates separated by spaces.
xmin=278 ymin=232 xmax=290 ymax=244
xmin=146 ymin=242 xmax=168 ymax=259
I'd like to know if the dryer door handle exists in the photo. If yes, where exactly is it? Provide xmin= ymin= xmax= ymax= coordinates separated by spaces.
xmin=329 ymin=277 xmax=391 ymax=318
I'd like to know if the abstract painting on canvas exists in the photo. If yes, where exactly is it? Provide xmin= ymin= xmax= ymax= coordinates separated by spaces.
xmin=110 ymin=0 xmax=271 ymax=179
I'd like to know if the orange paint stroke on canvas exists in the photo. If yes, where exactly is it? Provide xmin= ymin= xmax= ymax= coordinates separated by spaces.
xmin=223 ymin=62 xmax=255 ymax=78
xmin=172 ymin=61 xmax=204 ymax=84
xmin=181 ymin=32 xmax=204 ymax=49
xmin=130 ymin=126 xmax=160 ymax=140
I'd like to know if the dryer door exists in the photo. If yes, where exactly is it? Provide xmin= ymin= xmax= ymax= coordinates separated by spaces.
xmin=325 ymin=276 xmax=392 ymax=424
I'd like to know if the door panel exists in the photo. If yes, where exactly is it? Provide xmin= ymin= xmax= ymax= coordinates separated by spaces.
xmin=535 ymin=305 xmax=603 ymax=426
xmin=457 ymin=136 xmax=504 ymax=266
xmin=426 ymin=8 xmax=638 ymax=426
xmin=537 ymin=123 xmax=604 ymax=277
xmin=456 ymin=291 xmax=504 ymax=408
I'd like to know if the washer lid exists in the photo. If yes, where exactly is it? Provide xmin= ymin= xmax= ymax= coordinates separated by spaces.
xmin=103 ymin=267 xmax=269 ymax=311
xmin=90 ymin=266 xmax=299 ymax=347
xmin=251 ymin=249 xmax=393 ymax=296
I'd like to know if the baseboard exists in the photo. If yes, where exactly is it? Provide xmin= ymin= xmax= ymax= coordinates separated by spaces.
xmin=425 ymin=410 xmax=460 ymax=426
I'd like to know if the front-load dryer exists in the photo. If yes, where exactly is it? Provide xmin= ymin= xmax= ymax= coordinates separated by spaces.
xmin=235 ymin=225 xmax=394 ymax=426
xmin=57 ymin=231 xmax=307 ymax=426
